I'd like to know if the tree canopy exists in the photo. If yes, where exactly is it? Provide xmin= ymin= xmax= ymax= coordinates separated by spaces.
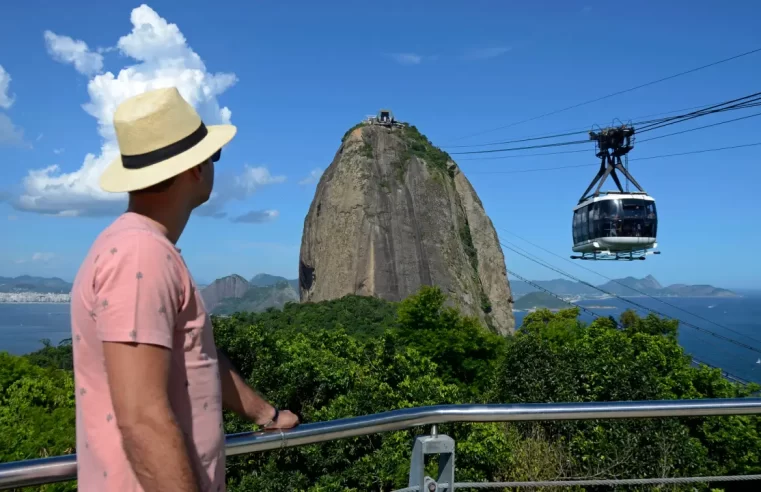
xmin=2 ymin=286 xmax=759 ymax=491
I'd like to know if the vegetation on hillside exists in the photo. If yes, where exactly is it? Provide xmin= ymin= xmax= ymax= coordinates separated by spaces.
xmin=2 ymin=287 xmax=760 ymax=491
xmin=399 ymin=124 xmax=453 ymax=176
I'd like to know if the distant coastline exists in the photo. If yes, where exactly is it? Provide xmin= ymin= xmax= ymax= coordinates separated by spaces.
xmin=0 ymin=292 xmax=71 ymax=303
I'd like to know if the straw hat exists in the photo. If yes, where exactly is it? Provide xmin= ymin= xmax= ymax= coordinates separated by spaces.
xmin=99 ymin=87 xmax=237 ymax=193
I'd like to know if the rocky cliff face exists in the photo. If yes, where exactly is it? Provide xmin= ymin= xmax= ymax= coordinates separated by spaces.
xmin=201 ymin=274 xmax=250 ymax=311
xmin=299 ymin=122 xmax=515 ymax=334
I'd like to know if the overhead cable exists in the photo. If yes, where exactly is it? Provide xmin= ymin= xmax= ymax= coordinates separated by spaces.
xmin=446 ymin=93 xmax=761 ymax=150
xmin=463 ymin=141 xmax=761 ymax=173
xmin=447 ymin=47 xmax=761 ymax=142
xmin=505 ymin=267 xmax=750 ymax=384
xmin=499 ymin=227 xmax=761 ymax=346
xmin=500 ymin=239 xmax=761 ymax=355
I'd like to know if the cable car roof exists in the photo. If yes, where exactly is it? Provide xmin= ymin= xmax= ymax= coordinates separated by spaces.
xmin=574 ymin=192 xmax=655 ymax=211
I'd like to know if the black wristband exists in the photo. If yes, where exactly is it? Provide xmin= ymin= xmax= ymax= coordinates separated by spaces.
xmin=262 ymin=406 xmax=279 ymax=428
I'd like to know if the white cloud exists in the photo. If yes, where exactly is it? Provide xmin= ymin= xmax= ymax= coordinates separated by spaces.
xmin=462 ymin=46 xmax=512 ymax=61
xmin=235 ymin=165 xmax=286 ymax=194
xmin=16 ymin=4 xmax=239 ymax=217
xmin=0 ymin=65 xmax=14 ymax=109
xmin=15 ymin=252 xmax=56 ymax=264
xmin=298 ymin=168 xmax=323 ymax=185
xmin=0 ymin=113 xmax=27 ymax=147
xmin=231 ymin=209 xmax=279 ymax=224
xmin=389 ymin=53 xmax=423 ymax=65
xmin=44 ymin=31 xmax=105 ymax=76
xmin=195 ymin=165 xmax=285 ymax=218
xmin=53 ymin=148 xmax=64 ymax=155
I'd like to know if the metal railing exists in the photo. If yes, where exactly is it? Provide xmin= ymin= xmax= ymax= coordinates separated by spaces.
xmin=1 ymin=397 xmax=761 ymax=490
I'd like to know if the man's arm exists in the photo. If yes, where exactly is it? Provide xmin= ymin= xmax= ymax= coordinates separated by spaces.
xmin=217 ymin=351 xmax=299 ymax=429
xmin=104 ymin=342 xmax=200 ymax=492
xmin=94 ymin=234 xmax=199 ymax=491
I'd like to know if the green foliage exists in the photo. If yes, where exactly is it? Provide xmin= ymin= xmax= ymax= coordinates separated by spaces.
xmin=2 ymin=291 xmax=760 ymax=492
xmin=394 ymin=287 xmax=506 ymax=393
xmin=219 ymin=294 xmax=397 ymax=341
xmin=24 ymin=338 xmax=74 ymax=371
xmin=400 ymin=124 xmax=452 ymax=175
xmin=0 ymin=352 xmax=77 ymax=491
xmin=492 ymin=308 xmax=761 ymax=486
xmin=459 ymin=222 xmax=478 ymax=272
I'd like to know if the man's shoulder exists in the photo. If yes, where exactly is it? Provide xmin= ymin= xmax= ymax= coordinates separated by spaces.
xmin=89 ymin=218 xmax=182 ymax=276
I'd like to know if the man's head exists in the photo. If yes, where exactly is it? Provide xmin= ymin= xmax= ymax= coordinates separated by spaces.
xmin=99 ymin=87 xmax=236 ymax=211
xmin=128 ymin=152 xmax=217 ymax=212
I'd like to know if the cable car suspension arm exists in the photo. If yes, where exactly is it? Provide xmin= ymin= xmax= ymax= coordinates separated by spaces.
xmin=579 ymin=126 xmax=645 ymax=203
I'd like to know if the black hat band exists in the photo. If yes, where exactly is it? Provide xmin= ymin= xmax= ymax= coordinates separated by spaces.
xmin=121 ymin=122 xmax=209 ymax=170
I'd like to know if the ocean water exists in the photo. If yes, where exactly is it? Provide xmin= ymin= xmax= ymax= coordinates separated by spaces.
xmin=2 ymin=296 xmax=760 ymax=383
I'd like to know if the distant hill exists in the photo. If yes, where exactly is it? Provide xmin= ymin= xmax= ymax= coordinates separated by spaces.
xmin=250 ymin=273 xmax=299 ymax=291
xmin=0 ymin=276 xmax=72 ymax=294
xmin=201 ymin=274 xmax=251 ymax=312
xmin=511 ymin=275 xmax=737 ymax=299
xmin=513 ymin=292 xmax=572 ymax=310
xmin=201 ymin=274 xmax=298 ymax=315
xmin=511 ymin=279 xmax=599 ymax=298
xmin=213 ymin=281 xmax=299 ymax=315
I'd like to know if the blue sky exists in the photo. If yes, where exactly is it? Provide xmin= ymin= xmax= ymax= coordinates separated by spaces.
xmin=0 ymin=0 xmax=759 ymax=289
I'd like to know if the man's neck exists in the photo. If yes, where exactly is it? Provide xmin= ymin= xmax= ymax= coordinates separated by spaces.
xmin=126 ymin=200 xmax=191 ymax=245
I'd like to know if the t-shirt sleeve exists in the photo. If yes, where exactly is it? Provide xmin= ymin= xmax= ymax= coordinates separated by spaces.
xmin=93 ymin=233 xmax=183 ymax=349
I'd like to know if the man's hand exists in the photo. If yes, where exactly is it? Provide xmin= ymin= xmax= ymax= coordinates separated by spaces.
xmin=217 ymin=351 xmax=300 ymax=431
xmin=261 ymin=409 xmax=300 ymax=430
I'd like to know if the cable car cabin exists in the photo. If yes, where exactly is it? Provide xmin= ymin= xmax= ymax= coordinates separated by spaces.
xmin=572 ymin=192 xmax=658 ymax=260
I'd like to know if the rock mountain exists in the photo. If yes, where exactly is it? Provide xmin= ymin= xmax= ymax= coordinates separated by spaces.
xmin=299 ymin=121 xmax=515 ymax=334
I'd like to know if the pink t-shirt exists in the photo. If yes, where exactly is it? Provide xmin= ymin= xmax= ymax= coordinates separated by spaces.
xmin=70 ymin=212 xmax=225 ymax=492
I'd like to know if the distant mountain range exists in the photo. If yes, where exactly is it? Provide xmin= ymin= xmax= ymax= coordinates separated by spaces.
xmin=0 ymin=276 xmax=72 ymax=294
xmin=511 ymin=275 xmax=738 ymax=300
xmin=200 ymin=274 xmax=299 ymax=315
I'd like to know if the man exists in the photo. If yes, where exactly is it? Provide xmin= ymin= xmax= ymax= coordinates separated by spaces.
xmin=70 ymin=87 xmax=299 ymax=492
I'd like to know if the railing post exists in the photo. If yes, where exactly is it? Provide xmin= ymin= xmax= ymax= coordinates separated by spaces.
xmin=407 ymin=427 xmax=455 ymax=492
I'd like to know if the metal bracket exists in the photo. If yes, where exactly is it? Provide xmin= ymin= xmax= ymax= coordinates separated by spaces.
xmin=579 ymin=125 xmax=646 ymax=203
xmin=407 ymin=427 xmax=455 ymax=492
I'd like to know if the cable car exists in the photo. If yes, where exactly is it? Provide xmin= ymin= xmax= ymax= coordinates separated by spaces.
xmin=571 ymin=125 xmax=660 ymax=261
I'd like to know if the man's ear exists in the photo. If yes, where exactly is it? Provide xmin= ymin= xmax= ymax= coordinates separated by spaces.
xmin=188 ymin=163 xmax=205 ymax=181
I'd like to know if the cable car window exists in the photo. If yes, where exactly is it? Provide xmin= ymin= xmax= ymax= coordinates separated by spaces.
xmin=580 ymin=205 xmax=589 ymax=242
xmin=589 ymin=202 xmax=600 ymax=240
xmin=572 ymin=210 xmax=578 ymax=244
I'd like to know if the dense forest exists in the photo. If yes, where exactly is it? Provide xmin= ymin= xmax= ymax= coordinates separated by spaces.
xmin=1 ymin=287 xmax=760 ymax=491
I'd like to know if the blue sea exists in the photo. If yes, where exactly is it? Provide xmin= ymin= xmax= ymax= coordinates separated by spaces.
xmin=1 ymin=296 xmax=760 ymax=383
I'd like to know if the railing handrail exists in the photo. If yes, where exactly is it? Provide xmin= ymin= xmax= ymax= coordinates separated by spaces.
xmin=2 ymin=397 xmax=761 ymax=489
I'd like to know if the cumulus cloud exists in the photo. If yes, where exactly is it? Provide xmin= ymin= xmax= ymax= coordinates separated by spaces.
xmin=16 ymin=4 xmax=240 ymax=217
xmin=298 ymin=168 xmax=323 ymax=185
xmin=0 ymin=113 xmax=27 ymax=147
xmin=0 ymin=65 xmax=14 ymax=109
xmin=44 ymin=31 xmax=105 ymax=76
xmin=235 ymin=165 xmax=286 ymax=193
xmin=388 ymin=53 xmax=423 ymax=65
xmin=231 ymin=209 xmax=279 ymax=224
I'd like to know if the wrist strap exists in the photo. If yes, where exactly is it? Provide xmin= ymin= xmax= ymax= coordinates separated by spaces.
xmin=262 ymin=407 xmax=279 ymax=428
